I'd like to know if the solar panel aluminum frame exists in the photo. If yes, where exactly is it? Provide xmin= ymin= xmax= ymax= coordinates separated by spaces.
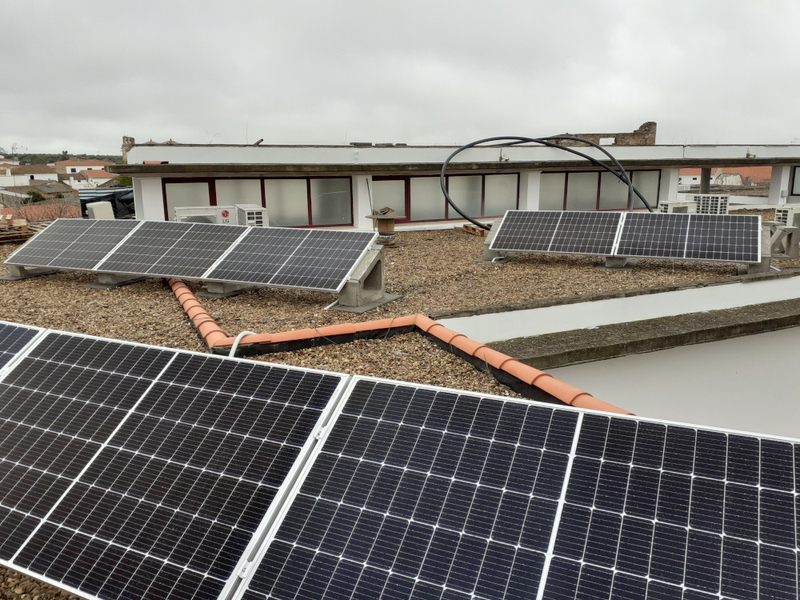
xmin=216 ymin=374 xmax=353 ymax=600
xmin=0 ymin=328 xmax=353 ymax=600
xmin=232 ymin=375 xmax=800 ymax=600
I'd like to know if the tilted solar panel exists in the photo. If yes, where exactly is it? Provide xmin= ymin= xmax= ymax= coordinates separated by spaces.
xmin=686 ymin=214 xmax=761 ymax=263
xmin=615 ymin=212 xmax=690 ymax=259
xmin=207 ymin=228 xmax=378 ymax=292
xmin=488 ymin=210 xmax=563 ymax=252
xmin=549 ymin=211 xmax=623 ymax=255
xmin=5 ymin=219 xmax=140 ymax=270
xmin=96 ymin=221 xmax=247 ymax=279
xmin=0 ymin=329 xmax=349 ymax=600
xmin=490 ymin=210 xmax=761 ymax=263
xmin=238 ymin=376 xmax=799 ymax=600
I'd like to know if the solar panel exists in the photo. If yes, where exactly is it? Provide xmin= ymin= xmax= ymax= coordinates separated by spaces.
xmin=489 ymin=210 xmax=563 ymax=252
xmin=0 ymin=329 xmax=349 ymax=600
xmin=5 ymin=219 xmax=140 ymax=270
xmin=6 ymin=221 xmax=378 ymax=292
xmin=686 ymin=214 xmax=761 ymax=262
xmin=615 ymin=212 xmax=690 ymax=259
xmin=0 ymin=333 xmax=174 ymax=564
xmin=549 ymin=211 xmax=622 ymax=255
xmin=490 ymin=210 xmax=761 ymax=263
xmin=207 ymin=228 xmax=378 ymax=292
xmin=238 ymin=376 xmax=799 ymax=600
xmin=96 ymin=221 xmax=247 ymax=279
xmin=0 ymin=321 xmax=42 ymax=370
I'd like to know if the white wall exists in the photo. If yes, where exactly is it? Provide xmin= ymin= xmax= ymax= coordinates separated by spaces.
xmin=517 ymin=170 xmax=541 ymax=210
xmin=136 ymin=178 xmax=165 ymax=220
xmin=769 ymin=165 xmax=792 ymax=205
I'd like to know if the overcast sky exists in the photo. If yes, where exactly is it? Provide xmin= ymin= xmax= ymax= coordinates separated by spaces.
xmin=3 ymin=0 xmax=800 ymax=155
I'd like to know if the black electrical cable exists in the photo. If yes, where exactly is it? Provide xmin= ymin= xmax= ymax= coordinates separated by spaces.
xmin=439 ymin=135 xmax=653 ymax=230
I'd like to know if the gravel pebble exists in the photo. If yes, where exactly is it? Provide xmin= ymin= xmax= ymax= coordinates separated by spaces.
xmin=0 ymin=222 xmax=775 ymax=598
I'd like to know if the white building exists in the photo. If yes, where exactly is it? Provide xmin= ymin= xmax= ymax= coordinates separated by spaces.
xmin=0 ymin=165 xmax=59 ymax=188
xmin=111 ymin=139 xmax=800 ymax=228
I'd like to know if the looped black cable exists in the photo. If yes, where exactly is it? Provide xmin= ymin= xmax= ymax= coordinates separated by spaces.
xmin=440 ymin=135 xmax=653 ymax=230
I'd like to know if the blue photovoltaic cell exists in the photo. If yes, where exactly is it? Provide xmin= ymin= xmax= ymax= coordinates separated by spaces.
xmin=242 ymin=377 xmax=579 ymax=600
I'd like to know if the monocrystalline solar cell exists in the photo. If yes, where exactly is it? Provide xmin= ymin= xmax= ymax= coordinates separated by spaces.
xmin=548 ymin=211 xmax=622 ymax=255
xmin=241 ymin=377 xmax=579 ymax=600
xmin=97 ymin=221 xmax=247 ymax=279
xmin=5 ymin=219 xmax=140 ymax=270
xmin=270 ymin=230 xmax=380 ymax=290
xmin=0 ymin=328 xmax=348 ymax=600
xmin=238 ymin=377 xmax=799 ymax=600
xmin=686 ymin=214 xmax=761 ymax=262
xmin=207 ymin=228 xmax=377 ymax=291
xmin=489 ymin=210 xmax=563 ymax=252
xmin=489 ymin=210 xmax=760 ymax=263
xmin=616 ymin=212 xmax=690 ymax=258
xmin=0 ymin=333 xmax=173 ymax=563
xmin=205 ymin=227 xmax=312 ymax=285
xmin=6 ymin=221 xmax=378 ymax=292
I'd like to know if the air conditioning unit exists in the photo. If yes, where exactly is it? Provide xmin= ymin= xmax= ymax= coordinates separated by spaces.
xmin=693 ymin=194 xmax=729 ymax=215
xmin=659 ymin=201 xmax=694 ymax=214
xmin=235 ymin=204 xmax=269 ymax=227
xmin=174 ymin=205 xmax=235 ymax=224
xmin=775 ymin=207 xmax=800 ymax=227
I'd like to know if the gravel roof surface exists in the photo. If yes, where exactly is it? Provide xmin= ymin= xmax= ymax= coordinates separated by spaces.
xmin=0 ymin=219 xmax=771 ymax=599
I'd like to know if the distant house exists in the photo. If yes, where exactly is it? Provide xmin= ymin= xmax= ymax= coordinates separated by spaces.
xmin=54 ymin=159 xmax=114 ymax=175
xmin=0 ymin=165 xmax=59 ymax=187
xmin=58 ymin=168 xmax=117 ymax=190
xmin=0 ymin=156 xmax=18 ymax=166
xmin=82 ymin=169 xmax=115 ymax=186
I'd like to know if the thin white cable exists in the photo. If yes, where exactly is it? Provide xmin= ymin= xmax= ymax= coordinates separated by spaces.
xmin=228 ymin=330 xmax=257 ymax=358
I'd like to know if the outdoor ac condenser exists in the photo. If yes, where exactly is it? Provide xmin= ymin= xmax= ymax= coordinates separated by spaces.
xmin=693 ymin=194 xmax=729 ymax=215
xmin=235 ymin=204 xmax=269 ymax=227
xmin=775 ymin=207 xmax=800 ymax=227
xmin=174 ymin=205 xmax=235 ymax=224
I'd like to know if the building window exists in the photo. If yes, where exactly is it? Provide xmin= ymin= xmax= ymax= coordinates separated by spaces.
xmin=791 ymin=166 xmax=800 ymax=196
xmin=373 ymin=173 xmax=519 ymax=223
xmin=162 ymin=177 xmax=353 ymax=227
xmin=539 ymin=170 xmax=661 ymax=211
